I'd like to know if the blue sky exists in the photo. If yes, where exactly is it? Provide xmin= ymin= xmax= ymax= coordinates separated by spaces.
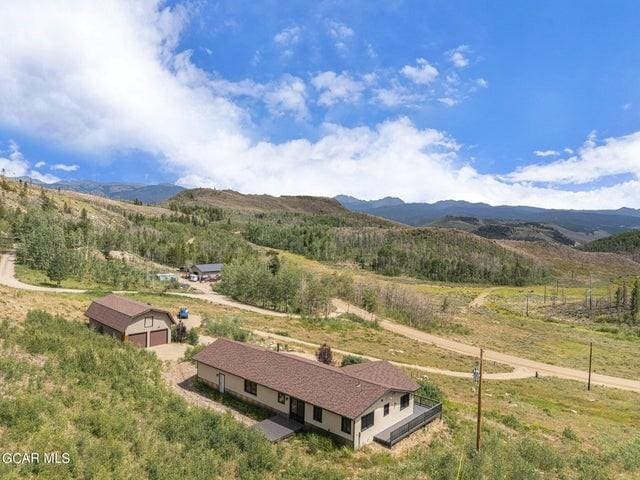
xmin=0 ymin=0 xmax=639 ymax=208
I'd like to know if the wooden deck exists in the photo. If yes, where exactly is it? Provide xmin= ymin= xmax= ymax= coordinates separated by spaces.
xmin=374 ymin=402 xmax=442 ymax=447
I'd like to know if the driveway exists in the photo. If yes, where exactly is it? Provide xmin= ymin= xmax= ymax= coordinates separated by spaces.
xmin=175 ymin=279 xmax=292 ymax=317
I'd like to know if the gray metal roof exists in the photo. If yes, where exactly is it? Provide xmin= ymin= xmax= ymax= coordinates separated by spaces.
xmin=192 ymin=263 xmax=224 ymax=273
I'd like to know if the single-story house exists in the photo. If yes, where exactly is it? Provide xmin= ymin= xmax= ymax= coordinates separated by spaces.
xmin=194 ymin=339 xmax=442 ymax=448
xmin=85 ymin=294 xmax=176 ymax=348
xmin=189 ymin=263 xmax=224 ymax=280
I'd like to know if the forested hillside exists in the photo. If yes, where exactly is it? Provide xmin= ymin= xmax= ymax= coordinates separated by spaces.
xmin=172 ymin=188 xmax=350 ymax=215
xmin=243 ymin=217 xmax=548 ymax=285
xmin=582 ymin=230 xmax=640 ymax=258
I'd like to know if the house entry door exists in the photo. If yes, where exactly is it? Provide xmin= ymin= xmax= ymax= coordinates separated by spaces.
xmin=289 ymin=397 xmax=305 ymax=423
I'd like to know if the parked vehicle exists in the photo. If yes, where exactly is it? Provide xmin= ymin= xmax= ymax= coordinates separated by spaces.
xmin=178 ymin=307 xmax=189 ymax=319
xmin=189 ymin=274 xmax=199 ymax=282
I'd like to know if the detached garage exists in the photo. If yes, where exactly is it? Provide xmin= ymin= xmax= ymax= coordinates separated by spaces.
xmin=85 ymin=294 xmax=176 ymax=348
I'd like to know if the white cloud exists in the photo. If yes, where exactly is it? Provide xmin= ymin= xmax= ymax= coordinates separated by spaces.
xmin=438 ymin=97 xmax=458 ymax=107
xmin=533 ymin=150 xmax=559 ymax=157
xmin=326 ymin=20 xmax=354 ymax=40
xmin=509 ymin=131 xmax=640 ymax=184
xmin=263 ymin=75 xmax=308 ymax=120
xmin=1 ymin=1 xmax=640 ymax=209
xmin=274 ymin=26 xmax=301 ymax=46
xmin=447 ymin=45 xmax=470 ymax=68
xmin=325 ymin=20 xmax=354 ymax=52
xmin=623 ymin=103 xmax=632 ymax=111
xmin=372 ymin=82 xmax=426 ymax=108
xmin=51 ymin=163 xmax=80 ymax=172
xmin=563 ymin=148 xmax=574 ymax=154
xmin=312 ymin=71 xmax=365 ymax=106
xmin=0 ymin=141 xmax=58 ymax=183
xmin=475 ymin=78 xmax=488 ymax=88
xmin=0 ymin=141 xmax=29 ymax=177
xmin=30 ymin=171 xmax=60 ymax=183
xmin=401 ymin=58 xmax=439 ymax=85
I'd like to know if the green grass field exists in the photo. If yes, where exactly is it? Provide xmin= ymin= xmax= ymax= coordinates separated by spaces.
xmin=1 ymin=308 xmax=639 ymax=479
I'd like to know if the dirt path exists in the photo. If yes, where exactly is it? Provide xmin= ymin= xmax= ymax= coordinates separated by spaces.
xmin=331 ymin=299 xmax=640 ymax=393
xmin=251 ymin=329 xmax=533 ymax=381
xmin=163 ymin=362 xmax=255 ymax=426
xmin=0 ymin=253 xmax=86 ymax=293
xmin=468 ymin=287 xmax=498 ymax=309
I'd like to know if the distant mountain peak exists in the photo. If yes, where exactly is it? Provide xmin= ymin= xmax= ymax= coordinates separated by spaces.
xmin=335 ymin=195 xmax=405 ymax=209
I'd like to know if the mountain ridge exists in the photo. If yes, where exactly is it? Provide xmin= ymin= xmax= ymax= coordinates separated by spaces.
xmin=335 ymin=195 xmax=640 ymax=239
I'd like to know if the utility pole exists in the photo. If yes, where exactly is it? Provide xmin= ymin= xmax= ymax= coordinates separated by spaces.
xmin=589 ymin=273 xmax=593 ymax=311
xmin=525 ymin=294 xmax=529 ymax=317
xmin=587 ymin=342 xmax=593 ymax=390
xmin=476 ymin=348 xmax=484 ymax=452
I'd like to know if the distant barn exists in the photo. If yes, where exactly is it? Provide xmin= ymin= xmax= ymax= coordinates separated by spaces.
xmin=189 ymin=263 xmax=224 ymax=280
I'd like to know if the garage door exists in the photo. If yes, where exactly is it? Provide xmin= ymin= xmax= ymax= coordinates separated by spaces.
xmin=149 ymin=329 xmax=168 ymax=346
xmin=128 ymin=332 xmax=147 ymax=348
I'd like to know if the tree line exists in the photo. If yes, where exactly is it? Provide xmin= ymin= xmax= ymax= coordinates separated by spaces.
xmin=243 ymin=218 xmax=548 ymax=285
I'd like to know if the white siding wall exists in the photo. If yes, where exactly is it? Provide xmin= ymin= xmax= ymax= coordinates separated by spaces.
xmin=196 ymin=362 xmax=355 ymax=445
xmin=196 ymin=363 xmax=289 ymax=415
xmin=125 ymin=311 xmax=173 ymax=344
xmin=353 ymin=392 xmax=414 ymax=449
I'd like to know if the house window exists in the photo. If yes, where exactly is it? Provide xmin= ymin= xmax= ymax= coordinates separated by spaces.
xmin=341 ymin=416 xmax=352 ymax=434
xmin=144 ymin=316 xmax=153 ymax=328
xmin=278 ymin=392 xmax=286 ymax=404
xmin=383 ymin=403 xmax=390 ymax=416
xmin=313 ymin=405 xmax=323 ymax=423
xmin=400 ymin=393 xmax=410 ymax=410
xmin=244 ymin=379 xmax=257 ymax=396
xmin=361 ymin=412 xmax=374 ymax=431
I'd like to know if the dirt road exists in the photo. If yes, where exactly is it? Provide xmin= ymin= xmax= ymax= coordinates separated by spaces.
xmin=251 ymin=329 xmax=533 ymax=381
xmin=0 ymin=253 xmax=86 ymax=293
xmin=3 ymin=251 xmax=638 ymax=392
xmin=174 ymin=279 xmax=293 ymax=318
xmin=332 ymin=299 xmax=640 ymax=393
xmin=0 ymin=252 xmax=291 ymax=317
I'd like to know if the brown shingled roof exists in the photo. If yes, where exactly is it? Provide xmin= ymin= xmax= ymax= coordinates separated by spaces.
xmin=341 ymin=360 xmax=419 ymax=391
xmin=194 ymin=339 xmax=418 ymax=418
xmin=85 ymin=294 xmax=175 ymax=333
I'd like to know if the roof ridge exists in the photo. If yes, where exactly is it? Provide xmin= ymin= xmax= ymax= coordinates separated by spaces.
xmin=217 ymin=338 xmax=385 ymax=389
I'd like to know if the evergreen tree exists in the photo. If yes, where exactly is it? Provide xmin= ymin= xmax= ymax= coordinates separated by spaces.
xmin=46 ymin=250 xmax=72 ymax=286
xmin=630 ymin=280 xmax=640 ymax=324
xmin=316 ymin=343 xmax=333 ymax=365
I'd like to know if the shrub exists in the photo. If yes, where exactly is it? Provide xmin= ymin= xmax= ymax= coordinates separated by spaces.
xmin=562 ymin=426 xmax=578 ymax=441
xmin=417 ymin=377 xmax=444 ymax=403
xmin=340 ymin=355 xmax=365 ymax=367
xmin=202 ymin=316 xmax=250 ymax=342
xmin=186 ymin=328 xmax=199 ymax=345
xmin=184 ymin=344 xmax=206 ymax=362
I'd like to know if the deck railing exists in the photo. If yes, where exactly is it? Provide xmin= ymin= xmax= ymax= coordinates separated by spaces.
xmin=387 ymin=396 xmax=442 ymax=446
